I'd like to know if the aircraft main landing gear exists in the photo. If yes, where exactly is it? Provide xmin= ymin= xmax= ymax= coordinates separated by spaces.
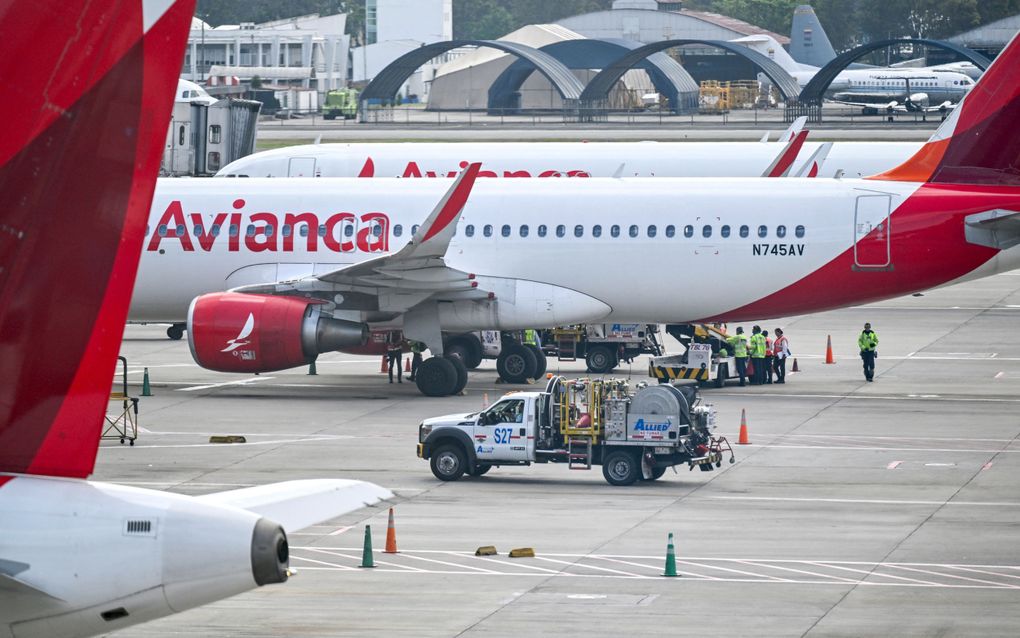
xmin=415 ymin=355 xmax=468 ymax=397
xmin=166 ymin=323 xmax=186 ymax=341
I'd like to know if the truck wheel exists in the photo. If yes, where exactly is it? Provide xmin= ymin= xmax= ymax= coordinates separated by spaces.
xmin=641 ymin=467 xmax=668 ymax=481
xmin=166 ymin=323 xmax=185 ymax=341
xmin=586 ymin=345 xmax=617 ymax=374
xmin=468 ymin=464 xmax=492 ymax=477
xmin=527 ymin=345 xmax=547 ymax=379
xmin=430 ymin=444 xmax=467 ymax=481
xmin=497 ymin=343 xmax=537 ymax=384
xmin=602 ymin=450 xmax=640 ymax=486
xmin=446 ymin=334 xmax=483 ymax=370
xmin=715 ymin=363 xmax=728 ymax=389
xmin=416 ymin=357 xmax=457 ymax=397
xmin=445 ymin=354 xmax=469 ymax=395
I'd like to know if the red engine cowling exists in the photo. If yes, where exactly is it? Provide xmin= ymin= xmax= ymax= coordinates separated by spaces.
xmin=188 ymin=293 xmax=368 ymax=373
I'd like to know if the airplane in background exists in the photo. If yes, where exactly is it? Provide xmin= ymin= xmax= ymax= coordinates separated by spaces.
xmin=176 ymin=78 xmax=218 ymax=105
xmin=734 ymin=34 xmax=975 ymax=110
xmin=130 ymin=31 xmax=1020 ymax=398
xmin=0 ymin=3 xmax=388 ymax=637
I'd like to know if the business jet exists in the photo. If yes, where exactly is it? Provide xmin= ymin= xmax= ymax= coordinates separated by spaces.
xmin=733 ymin=34 xmax=975 ymax=108
xmin=0 ymin=3 xmax=388 ymax=637
xmin=130 ymin=32 xmax=1020 ymax=399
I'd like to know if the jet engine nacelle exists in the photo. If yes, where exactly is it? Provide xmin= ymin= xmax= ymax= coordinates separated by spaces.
xmin=0 ymin=478 xmax=289 ymax=638
xmin=187 ymin=292 xmax=368 ymax=373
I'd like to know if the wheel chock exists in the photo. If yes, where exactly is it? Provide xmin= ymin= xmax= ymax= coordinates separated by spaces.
xmin=209 ymin=435 xmax=247 ymax=444
xmin=475 ymin=546 xmax=497 ymax=556
xmin=509 ymin=548 xmax=535 ymax=558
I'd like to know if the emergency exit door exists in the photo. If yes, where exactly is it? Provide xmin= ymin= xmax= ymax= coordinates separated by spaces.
xmin=854 ymin=194 xmax=892 ymax=268
xmin=288 ymin=157 xmax=316 ymax=177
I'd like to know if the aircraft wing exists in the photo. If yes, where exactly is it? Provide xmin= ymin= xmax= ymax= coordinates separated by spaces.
xmin=196 ymin=479 xmax=392 ymax=532
xmin=233 ymin=163 xmax=491 ymax=305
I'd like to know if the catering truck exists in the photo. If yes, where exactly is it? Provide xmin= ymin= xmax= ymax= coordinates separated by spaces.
xmin=417 ymin=376 xmax=733 ymax=486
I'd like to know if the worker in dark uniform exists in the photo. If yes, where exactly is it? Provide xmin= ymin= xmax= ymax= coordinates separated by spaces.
xmin=858 ymin=322 xmax=879 ymax=382
xmin=386 ymin=336 xmax=404 ymax=384
xmin=409 ymin=341 xmax=425 ymax=381
xmin=749 ymin=326 xmax=766 ymax=385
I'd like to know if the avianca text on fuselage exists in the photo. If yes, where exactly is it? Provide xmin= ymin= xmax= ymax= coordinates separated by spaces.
xmin=146 ymin=199 xmax=390 ymax=253
xmin=371 ymin=158 xmax=592 ymax=179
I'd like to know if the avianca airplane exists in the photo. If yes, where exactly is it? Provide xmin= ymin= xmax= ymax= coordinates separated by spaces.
xmin=0 ymin=3 xmax=388 ymax=637
xmin=132 ymin=31 xmax=1020 ymax=399
xmin=216 ymin=133 xmax=915 ymax=181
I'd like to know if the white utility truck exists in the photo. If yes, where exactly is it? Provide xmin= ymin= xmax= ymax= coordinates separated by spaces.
xmin=417 ymin=376 xmax=733 ymax=486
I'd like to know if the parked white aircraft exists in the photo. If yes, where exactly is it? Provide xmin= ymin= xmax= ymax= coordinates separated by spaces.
xmin=734 ymin=34 xmax=975 ymax=110
xmin=0 ymin=3 xmax=389 ymax=638
xmin=130 ymin=32 xmax=1020 ymax=398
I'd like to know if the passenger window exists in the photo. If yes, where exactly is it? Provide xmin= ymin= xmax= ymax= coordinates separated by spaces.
xmin=246 ymin=225 xmax=255 ymax=237
xmin=592 ymin=224 xmax=602 ymax=238
xmin=412 ymin=224 xmax=420 ymax=235
xmin=501 ymin=224 xmax=511 ymax=238
xmin=665 ymin=225 xmax=675 ymax=238
xmin=265 ymin=225 xmax=275 ymax=237
xmin=157 ymin=224 xmax=167 ymax=237
xmin=647 ymin=225 xmax=657 ymax=238
xmin=776 ymin=225 xmax=787 ymax=238
xmin=758 ymin=225 xmax=768 ymax=238
xmin=611 ymin=225 xmax=620 ymax=238
xmin=318 ymin=225 xmax=327 ymax=237
xmin=194 ymin=224 xmax=204 ymax=236
xmin=464 ymin=224 xmax=473 ymax=238
xmin=702 ymin=225 xmax=712 ymax=238
xmin=230 ymin=224 xmax=239 ymax=237
xmin=373 ymin=224 xmax=382 ymax=237
xmin=520 ymin=225 xmax=529 ymax=238
xmin=394 ymin=224 xmax=403 ymax=237
xmin=739 ymin=225 xmax=749 ymax=238
xmin=556 ymin=225 xmax=566 ymax=238
xmin=483 ymin=224 xmax=492 ymax=237
xmin=345 ymin=224 xmax=354 ymax=237
xmin=683 ymin=225 xmax=694 ymax=238
xmin=629 ymin=224 xmax=638 ymax=238
xmin=795 ymin=225 xmax=805 ymax=238
xmin=211 ymin=224 xmax=221 ymax=237
xmin=721 ymin=225 xmax=731 ymax=238
xmin=281 ymin=225 xmax=292 ymax=238
xmin=538 ymin=224 xmax=547 ymax=237
xmin=176 ymin=224 xmax=186 ymax=236
xmin=574 ymin=225 xmax=584 ymax=237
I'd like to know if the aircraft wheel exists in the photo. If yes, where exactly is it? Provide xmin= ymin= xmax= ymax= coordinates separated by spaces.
xmin=446 ymin=334 xmax=483 ymax=370
xmin=586 ymin=345 xmax=617 ymax=374
xmin=497 ymin=343 xmax=537 ymax=384
xmin=527 ymin=345 xmax=547 ymax=379
xmin=166 ymin=323 xmax=185 ymax=341
xmin=445 ymin=354 xmax=469 ymax=395
xmin=416 ymin=357 xmax=457 ymax=397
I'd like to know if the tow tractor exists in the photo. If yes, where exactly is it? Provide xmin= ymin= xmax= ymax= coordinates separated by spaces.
xmin=649 ymin=324 xmax=740 ymax=388
xmin=416 ymin=376 xmax=734 ymax=486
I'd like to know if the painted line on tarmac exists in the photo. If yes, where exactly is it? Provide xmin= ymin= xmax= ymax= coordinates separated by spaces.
xmin=177 ymin=377 xmax=276 ymax=392
xmin=780 ymin=434 xmax=1017 ymax=443
xmin=708 ymin=496 xmax=1020 ymax=507
xmin=711 ymin=392 xmax=1020 ymax=403
xmin=118 ymin=436 xmax=347 ymax=449
xmin=726 ymin=442 xmax=1018 ymax=454
xmin=887 ymin=461 xmax=902 ymax=469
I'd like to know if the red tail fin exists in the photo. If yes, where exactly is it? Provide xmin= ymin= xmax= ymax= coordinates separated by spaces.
xmin=0 ymin=0 xmax=195 ymax=478
xmin=872 ymin=32 xmax=1020 ymax=185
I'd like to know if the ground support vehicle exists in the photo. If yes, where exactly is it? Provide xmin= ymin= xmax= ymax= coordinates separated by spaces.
xmin=651 ymin=324 xmax=741 ymax=388
xmin=322 ymin=88 xmax=359 ymax=120
xmin=543 ymin=324 xmax=662 ymax=374
xmin=417 ymin=376 xmax=733 ymax=486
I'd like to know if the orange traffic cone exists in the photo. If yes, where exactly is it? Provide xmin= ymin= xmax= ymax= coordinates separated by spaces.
xmin=825 ymin=335 xmax=836 ymax=364
xmin=738 ymin=409 xmax=750 ymax=445
xmin=482 ymin=392 xmax=489 ymax=409
xmin=380 ymin=355 xmax=388 ymax=373
xmin=405 ymin=357 xmax=411 ymax=373
xmin=791 ymin=358 xmax=800 ymax=372
xmin=384 ymin=507 xmax=398 ymax=554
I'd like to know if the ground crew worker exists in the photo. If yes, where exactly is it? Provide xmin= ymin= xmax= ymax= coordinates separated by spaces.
xmin=773 ymin=328 xmax=790 ymax=384
xmin=749 ymin=326 xmax=767 ymax=385
xmin=726 ymin=327 xmax=749 ymax=386
xmin=522 ymin=328 xmax=540 ymax=349
xmin=858 ymin=322 xmax=879 ymax=382
xmin=386 ymin=336 xmax=404 ymax=384
xmin=763 ymin=330 xmax=774 ymax=384
xmin=409 ymin=341 xmax=425 ymax=381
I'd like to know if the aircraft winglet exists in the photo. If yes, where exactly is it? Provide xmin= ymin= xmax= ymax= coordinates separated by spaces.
xmin=407 ymin=162 xmax=482 ymax=256
xmin=794 ymin=142 xmax=833 ymax=178
xmin=780 ymin=116 xmax=807 ymax=142
xmin=762 ymin=129 xmax=809 ymax=177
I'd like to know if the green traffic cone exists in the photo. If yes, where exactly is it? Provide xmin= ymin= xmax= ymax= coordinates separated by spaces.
xmin=360 ymin=525 xmax=375 ymax=568
xmin=308 ymin=360 xmax=317 ymax=375
xmin=663 ymin=532 xmax=679 ymax=577
xmin=141 ymin=368 xmax=152 ymax=397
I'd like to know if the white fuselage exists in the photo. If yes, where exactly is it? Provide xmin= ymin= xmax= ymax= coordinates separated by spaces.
xmin=130 ymin=177 xmax=1020 ymax=327
xmin=216 ymin=141 xmax=921 ymax=180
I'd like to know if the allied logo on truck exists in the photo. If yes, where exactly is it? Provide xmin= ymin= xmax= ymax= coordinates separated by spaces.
xmin=632 ymin=419 xmax=672 ymax=432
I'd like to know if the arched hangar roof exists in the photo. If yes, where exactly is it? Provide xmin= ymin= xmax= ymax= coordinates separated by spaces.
xmin=579 ymin=39 xmax=802 ymax=104
xmin=798 ymin=38 xmax=992 ymax=105
xmin=361 ymin=40 xmax=585 ymax=103
xmin=488 ymin=38 xmax=700 ymax=114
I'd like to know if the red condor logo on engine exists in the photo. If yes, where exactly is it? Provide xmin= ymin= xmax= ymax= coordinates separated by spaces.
xmin=358 ymin=157 xmax=591 ymax=179
xmin=146 ymin=199 xmax=390 ymax=253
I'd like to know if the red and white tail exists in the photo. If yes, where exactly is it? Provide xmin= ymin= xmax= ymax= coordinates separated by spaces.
xmin=0 ymin=1 xmax=195 ymax=478
xmin=872 ymin=32 xmax=1020 ymax=185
